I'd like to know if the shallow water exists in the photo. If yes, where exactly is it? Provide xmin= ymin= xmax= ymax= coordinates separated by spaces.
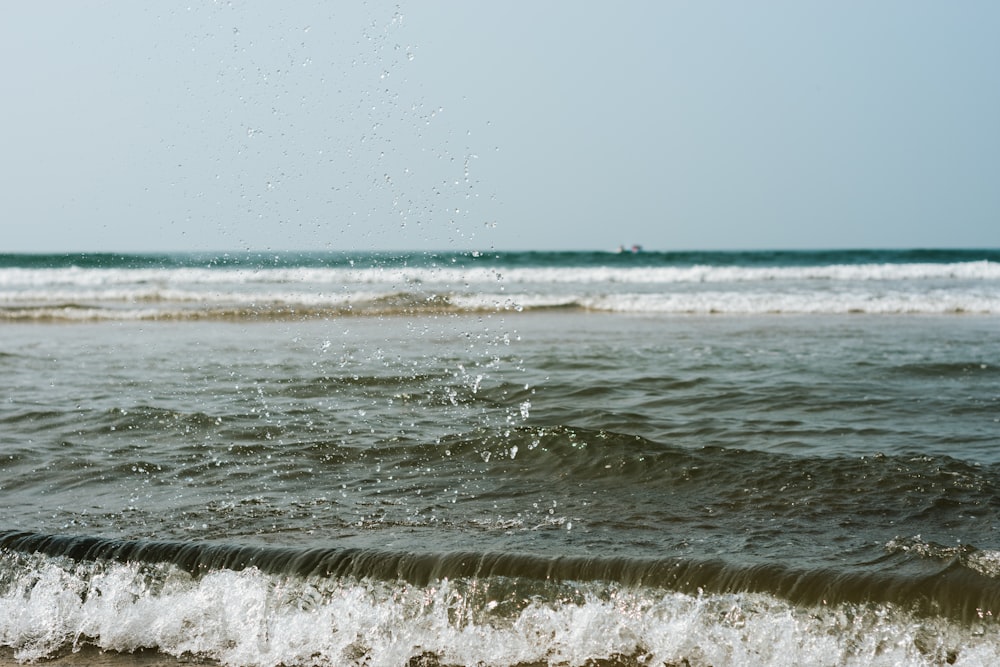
xmin=2 ymin=251 xmax=1000 ymax=665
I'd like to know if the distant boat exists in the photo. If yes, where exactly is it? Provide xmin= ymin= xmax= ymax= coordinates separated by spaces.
xmin=615 ymin=244 xmax=643 ymax=254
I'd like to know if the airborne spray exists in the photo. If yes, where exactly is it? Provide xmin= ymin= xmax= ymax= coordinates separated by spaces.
xmin=5 ymin=4 xmax=1000 ymax=667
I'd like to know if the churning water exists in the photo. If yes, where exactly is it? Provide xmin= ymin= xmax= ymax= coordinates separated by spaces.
xmin=2 ymin=249 xmax=1000 ymax=666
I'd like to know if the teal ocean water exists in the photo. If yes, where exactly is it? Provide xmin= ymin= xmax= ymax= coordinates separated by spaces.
xmin=2 ymin=249 xmax=1000 ymax=666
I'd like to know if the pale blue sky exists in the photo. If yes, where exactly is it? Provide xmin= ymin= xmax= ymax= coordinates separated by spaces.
xmin=2 ymin=2 xmax=999 ymax=252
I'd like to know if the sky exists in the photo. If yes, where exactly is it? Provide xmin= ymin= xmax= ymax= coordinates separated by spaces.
xmin=2 ymin=2 xmax=999 ymax=253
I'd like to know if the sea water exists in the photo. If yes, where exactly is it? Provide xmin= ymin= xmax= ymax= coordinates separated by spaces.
xmin=1 ymin=249 xmax=1000 ymax=666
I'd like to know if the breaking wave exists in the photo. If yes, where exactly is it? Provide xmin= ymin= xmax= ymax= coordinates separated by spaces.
xmin=3 ymin=531 xmax=1000 ymax=666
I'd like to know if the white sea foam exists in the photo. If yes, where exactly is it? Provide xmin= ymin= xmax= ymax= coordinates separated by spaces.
xmin=0 ymin=557 xmax=995 ymax=667
xmin=0 ymin=287 xmax=377 ymax=307
xmin=1 ymin=261 xmax=998 ymax=288
xmin=454 ymin=290 xmax=1000 ymax=315
xmin=2 ymin=261 xmax=998 ymax=318
xmin=492 ymin=260 xmax=1000 ymax=285
xmin=576 ymin=289 xmax=1000 ymax=314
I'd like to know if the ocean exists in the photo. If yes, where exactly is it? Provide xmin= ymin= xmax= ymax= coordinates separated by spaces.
xmin=1 ymin=248 xmax=1000 ymax=666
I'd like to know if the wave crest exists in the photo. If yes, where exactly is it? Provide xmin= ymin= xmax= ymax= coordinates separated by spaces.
xmin=1 ymin=539 xmax=998 ymax=666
